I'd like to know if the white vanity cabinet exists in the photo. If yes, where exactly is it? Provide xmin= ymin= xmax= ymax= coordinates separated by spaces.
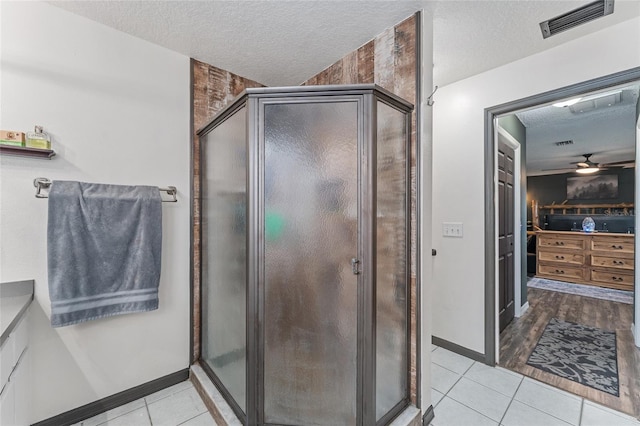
xmin=0 ymin=313 xmax=30 ymax=426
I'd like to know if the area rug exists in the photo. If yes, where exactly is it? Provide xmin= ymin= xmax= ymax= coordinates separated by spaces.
xmin=526 ymin=318 xmax=619 ymax=396
xmin=527 ymin=277 xmax=633 ymax=305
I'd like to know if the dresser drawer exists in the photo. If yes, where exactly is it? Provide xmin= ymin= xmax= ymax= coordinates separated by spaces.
xmin=538 ymin=251 xmax=584 ymax=265
xmin=591 ymin=236 xmax=634 ymax=254
xmin=590 ymin=269 xmax=634 ymax=289
xmin=538 ymin=264 xmax=584 ymax=280
xmin=591 ymin=255 xmax=634 ymax=270
xmin=538 ymin=236 xmax=584 ymax=250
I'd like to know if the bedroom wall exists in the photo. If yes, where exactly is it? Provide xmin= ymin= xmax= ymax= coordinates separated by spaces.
xmin=0 ymin=2 xmax=190 ymax=422
xmin=528 ymin=169 xmax=635 ymax=211
xmin=432 ymin=17 xmax=640 ymax=354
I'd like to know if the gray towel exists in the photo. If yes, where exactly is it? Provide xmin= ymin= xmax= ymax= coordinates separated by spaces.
xmin=47 ymin=180 xmax=162 ymax=327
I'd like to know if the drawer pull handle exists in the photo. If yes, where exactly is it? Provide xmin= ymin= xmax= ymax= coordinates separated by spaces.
xmin=555 ymin=255 xmax=565 ymax=260
xmin=613 ymin=260 xmax=624 ymax=265
xmin=611 ymin=245 xmax=623 ymax=249
xmin=612 ymin=276 xmax=624 ymax=282
xmin=555 ymin=241 xmax=565 ymax=246
xmin=555 ymin=269 xmax=564 ymax=274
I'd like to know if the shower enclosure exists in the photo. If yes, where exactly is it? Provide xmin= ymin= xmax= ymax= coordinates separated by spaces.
xmin=198 ymin=85 xmax=413 ymax=426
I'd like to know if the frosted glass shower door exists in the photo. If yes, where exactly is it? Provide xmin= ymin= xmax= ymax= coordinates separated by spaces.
xmin=201 ymin=106 xmax=247 ymax=414
xmin=263 ymin=101 xmax=359 ymax=425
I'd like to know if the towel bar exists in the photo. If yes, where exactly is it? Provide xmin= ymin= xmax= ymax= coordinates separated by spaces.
xmin=33 ymin=177 xmax=178 ymax=202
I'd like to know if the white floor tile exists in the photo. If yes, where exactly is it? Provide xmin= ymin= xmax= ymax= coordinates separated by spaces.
xmin=147 ymin=387 xmax=208 ymax=426
xmin=431 ymin=397 xmax=497 ymax=426
xmin=145 ymin=380 xmax=194 ymax=404
xmin=431 ymin=348 xmax=474 ymax=375
xmin=514 ymin=378 xmax=582 ymax=425
xmin=431 ymin=363 xmax=461 ymax=394
xmin=81 ymin=399 xmax=147 ymax=426
xmin=431 ymin=389 xmax=445 ymax=407
xmin=447 ymin=377 xmax=511 ymax=421
xmin=502 ymin=400 xmax=573 ymax=426
xmin=581 ymin=401 xmax=640 ymax=426
xmin=179 ymin=412 xmax=218 ymax=426
xmin=101 ymin=407 xmax=150 ymax=426
xmin=463 ymin=362 xmax=523 ymax=398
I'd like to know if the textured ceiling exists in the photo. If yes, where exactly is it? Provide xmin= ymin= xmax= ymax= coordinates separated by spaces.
xmin=516 ymin=85 xmax=639 ymax=176
xmin=48 ymin=0 xmax=640 ymax=87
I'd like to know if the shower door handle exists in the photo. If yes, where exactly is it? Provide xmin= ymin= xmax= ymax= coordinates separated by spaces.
xmin=351 ymin=258 xmax=360 ymax=275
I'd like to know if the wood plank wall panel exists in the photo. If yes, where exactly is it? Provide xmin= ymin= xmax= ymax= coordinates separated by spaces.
xmin=191 ymin=58 xmax=264 ymax=361
xmin=301 ymin=13 xmax=419 ymax=405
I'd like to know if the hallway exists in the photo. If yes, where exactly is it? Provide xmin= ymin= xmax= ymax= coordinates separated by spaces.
xmin=499 ymin=287 xmax=640 ymax=417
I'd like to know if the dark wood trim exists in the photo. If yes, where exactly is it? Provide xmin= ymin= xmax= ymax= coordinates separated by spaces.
xmin=32 ymin=369 xmax=189 ymax=426
xmin=0 ymin=145 xmax=55 ymax=159
xmin=422 ymin=405 xmax=434 ymax=426
xmin=432 ymin=336 xmax=485 ymax=363
xmin=484 ymin=66 xmax=640 ymax=367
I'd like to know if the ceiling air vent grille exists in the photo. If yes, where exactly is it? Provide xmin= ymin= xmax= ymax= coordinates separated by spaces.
xmin=540 ymin=0 xmax=614 ymax=39
xmin=554 ymin=140 xmax=574 ymax=146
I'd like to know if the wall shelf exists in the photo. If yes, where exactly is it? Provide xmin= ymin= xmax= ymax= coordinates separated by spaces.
xmin=0 ymin=145 xmax=56 ymax=159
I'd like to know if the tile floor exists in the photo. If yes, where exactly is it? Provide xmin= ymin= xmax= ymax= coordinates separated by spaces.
xmin=430 ymin=344 xmax=640 ymax=426
xmin=75 ymin=345 xmax=640 ymax=426
xmin=73 ymin=380 xmax=217 ymax=426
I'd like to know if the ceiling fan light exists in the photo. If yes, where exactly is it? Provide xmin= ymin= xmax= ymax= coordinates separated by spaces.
xmin=576 ymin=167 xmax=600 ymax=174
xmin=553 ymin=97 xmax=582 ymax=108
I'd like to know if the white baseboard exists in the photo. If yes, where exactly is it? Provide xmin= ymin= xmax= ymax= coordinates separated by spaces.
xmin=516 ymin=302 xmax=529 ymax=318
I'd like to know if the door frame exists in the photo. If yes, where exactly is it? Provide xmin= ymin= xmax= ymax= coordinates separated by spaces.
xmin=483 ymin=66 xmax=640 ymax=365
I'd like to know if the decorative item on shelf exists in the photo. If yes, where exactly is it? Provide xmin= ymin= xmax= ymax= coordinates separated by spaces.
xmin=0 ymin=130 xmax=25 ymax=147
xmin=25 ymin=125 xmax=51 ymax=149
xmin=582 ymin=216 xmax=595 ymax=233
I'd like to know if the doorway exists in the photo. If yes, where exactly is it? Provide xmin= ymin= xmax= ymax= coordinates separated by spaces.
xmin=484 ymin=67 xmax=640 ymax=416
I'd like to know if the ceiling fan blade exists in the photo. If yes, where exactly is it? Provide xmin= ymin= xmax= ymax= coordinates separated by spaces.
xmin=601 ymin=159 xmax=635 ymax=167
xmin=541 ymin=167 xmax=576 ymax=171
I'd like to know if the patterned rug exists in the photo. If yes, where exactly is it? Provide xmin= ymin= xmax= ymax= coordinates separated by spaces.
xmin=528 ymin=277 xmax=634 ymax=305
xmin=527 ymin=318 xmax=619 ymax=396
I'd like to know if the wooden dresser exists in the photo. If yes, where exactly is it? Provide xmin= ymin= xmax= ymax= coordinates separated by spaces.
xmin=536 ymin=230 xmax=634 ymax=291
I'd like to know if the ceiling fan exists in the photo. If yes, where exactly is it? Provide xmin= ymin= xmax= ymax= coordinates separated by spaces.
xmin=542 ymin=153 xmax=635 ymax=174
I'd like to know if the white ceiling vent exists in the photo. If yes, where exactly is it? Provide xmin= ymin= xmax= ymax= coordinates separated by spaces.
xmin=540 ymin=0 xmax=615 ymax=39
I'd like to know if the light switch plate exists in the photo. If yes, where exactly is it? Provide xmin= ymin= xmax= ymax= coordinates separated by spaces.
xmin=443 ymin=222 xmax=463 ymax=237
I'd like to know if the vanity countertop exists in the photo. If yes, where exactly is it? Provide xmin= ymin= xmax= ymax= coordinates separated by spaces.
xmin=1 ymin=280 xmax=34 ymax=347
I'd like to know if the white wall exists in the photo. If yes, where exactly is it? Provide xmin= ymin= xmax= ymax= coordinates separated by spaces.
xmin=432 ymin=17 xmax=640 ymax=354
xmin=0 ymin=2 xmax=191 ymax=422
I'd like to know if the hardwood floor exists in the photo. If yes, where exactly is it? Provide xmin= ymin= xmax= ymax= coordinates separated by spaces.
xmin=499 ymin=287 xmax=640 ymax=419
